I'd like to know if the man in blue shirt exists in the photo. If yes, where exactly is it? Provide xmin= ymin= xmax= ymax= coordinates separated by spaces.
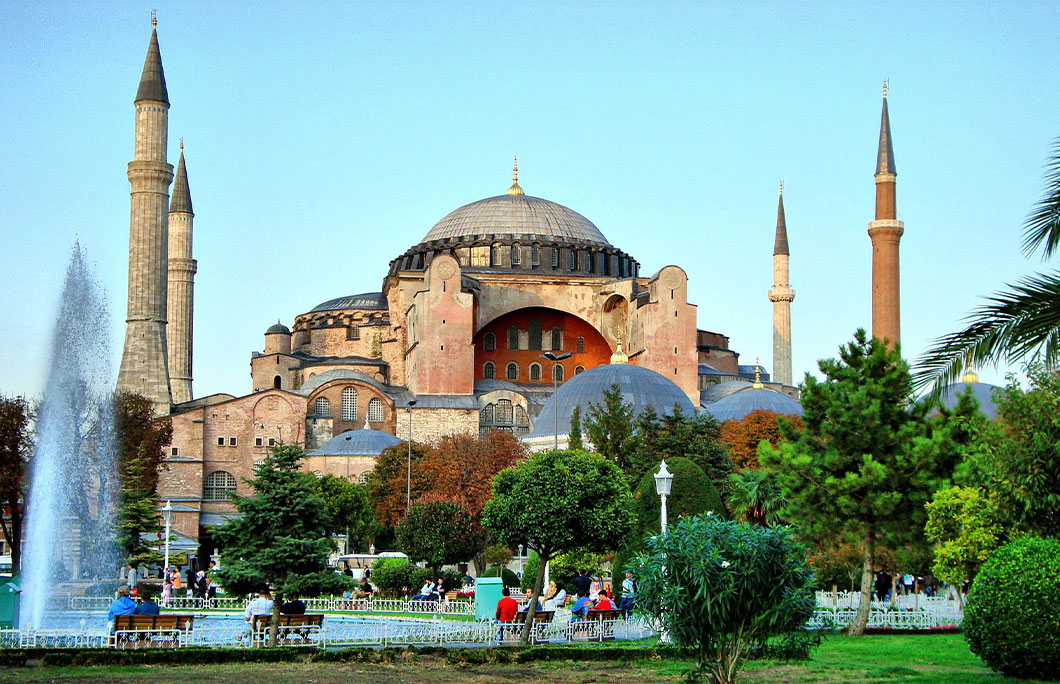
xmin=108 ymin=586 xmax=137 ymax=622
xmin=571 ymin=592 xmax=591 ymax=621
xmin=134 ymin=590 xmax=161 ymax=616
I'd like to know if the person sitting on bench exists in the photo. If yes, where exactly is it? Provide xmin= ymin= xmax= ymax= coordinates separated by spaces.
xmin=570 ymin=592 xmax=591 ymax=621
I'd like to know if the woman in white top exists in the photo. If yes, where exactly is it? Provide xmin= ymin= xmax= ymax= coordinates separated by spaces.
xmin=544 ymin=581 xmax=567 ymax=611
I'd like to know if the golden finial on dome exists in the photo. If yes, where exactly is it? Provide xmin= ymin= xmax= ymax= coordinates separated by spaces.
xmin=507 ymin=155 xmax=524 ymax=196
xmin=610 ymin=330 xmax=628 ymax=364
xmin=962 ymin=367 xmax=980 ymax=384
xmin=752 ymin=356 xmax=764 ymax=389
xmin=152 ymin=9 xmax=157 ymax=28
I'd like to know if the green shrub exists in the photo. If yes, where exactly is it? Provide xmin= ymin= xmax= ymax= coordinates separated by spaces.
xmin=631 ymin=457 xmax=724 ymax=547
xmin=964 ymin=536 xmax=1060 ymax=679
xmin=370 ymin=557 xmax=431 ymax=597
xmin=439 ymin=568 xmax=463 ymax=592
xmin=482 ymin=565 xmax=520 ymax=588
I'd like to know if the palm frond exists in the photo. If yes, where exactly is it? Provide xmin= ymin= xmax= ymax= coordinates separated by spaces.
xmin=913 ymin=271 xmax=1060 ymax=397
xmin=1021 ymin=137 xmax=1060 ymax=259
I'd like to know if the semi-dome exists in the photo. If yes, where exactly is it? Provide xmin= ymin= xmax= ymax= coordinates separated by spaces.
xmin=308 ymin=429 xmax=401 ymax=457
xmin=418 ymin=194 xmax=610 ymax=247
xmin=933 ymin=381 xmax=1000 ymax=419
xmin=704 ymin=387 xmax=803 ymax=423
xmin=528 ymin=363 xmax=696 ymax=438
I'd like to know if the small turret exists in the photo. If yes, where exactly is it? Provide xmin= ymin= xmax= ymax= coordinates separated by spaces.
xmin=265 ymin=320 xmax=292 ymax=355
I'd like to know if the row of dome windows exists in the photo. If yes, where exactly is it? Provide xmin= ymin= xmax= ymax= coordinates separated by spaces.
xmin=400 ymin=245 xmax=638 ymax=277
xmin=483 ymin=329 xmax=587 ymax=353
xmin=483 ymin=361 xmax=585 ymax=381
xmin=311 ymin=388 xmax=385 ymax=423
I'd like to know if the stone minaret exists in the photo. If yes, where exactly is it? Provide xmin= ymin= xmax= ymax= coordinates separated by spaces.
xmin=868 ymin=81 xmax=903 ymax=348
xmin=167 ymin=141 xmax=195 ymax=404
xmin=116 ymin=16 xmax=174 ymax=413
xmin=768 ymin=181 xmax=795 ymax=386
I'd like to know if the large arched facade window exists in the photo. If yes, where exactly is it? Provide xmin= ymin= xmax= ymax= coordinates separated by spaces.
xmin=529 ymin=363 xmax=542 ymax=381
xmin=480 ymin=399 xmax=530 ymax=436
xmin=483 ymin=332 xmax=496 ymax=352
xmin=483 ymin=361 xmax=496 ymax=379
xmin=367 ymin=398 xmax=384 ymax=423
xmin=314 ymin=396 xmax=331 ymax=417
xmin=204 ymin=471 xmax=237 ymax=501
xmin=341 ymin=387 xmax=357 ymax=422
xmin=506 ymin=362 xmax=519 ymax=380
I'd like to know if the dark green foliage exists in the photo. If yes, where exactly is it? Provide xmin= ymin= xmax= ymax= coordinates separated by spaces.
xmin=585 ymin=385 xmax=637 ymax=475
xmin=632 ymin=405 xmax=732 ymax=489
xmin=481 ymin=565 xmax=520 ymax=588
xmin=310 ymin=473 xmax=377 ymax=553
xmin=370 ymin=557 xmax=430 ymax=597
xmin=0 ymin=395 xmax=30 ymax=574
xmin=395 ymin=499 xmax=483 ymax=572
xmin=631 ymin=515 xmax=816 ymax=684
xmin=115 ymin=447 xmax=163 ymax=568
xmin=964 ymin=536 xmax=1060 ymax=678
xmin=568 ymin=404 xmax=584 ymax=451
xmin=631 ymin=457 xmax=723 ymax=544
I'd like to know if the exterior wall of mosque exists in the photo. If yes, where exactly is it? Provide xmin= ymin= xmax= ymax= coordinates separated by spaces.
xmin=396 ymin=407 xmax=479 ymax=443
xmin=304 ymin=380 xmax=395 ymax=434
xmin=628 ymin=266 xmax=699 ymax=403
xmin=251 ymin=352 xmax=300 ymax=391
xmin=405 ymin=256 xmax=475 ymax=395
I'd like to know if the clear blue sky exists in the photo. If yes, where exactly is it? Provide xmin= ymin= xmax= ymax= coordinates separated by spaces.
xmin=2 ymin=1 xmax=1058 ymax=400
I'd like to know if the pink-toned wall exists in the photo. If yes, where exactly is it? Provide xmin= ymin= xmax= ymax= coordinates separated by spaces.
xmin=406 ymin=256 xmax=475 ymax=395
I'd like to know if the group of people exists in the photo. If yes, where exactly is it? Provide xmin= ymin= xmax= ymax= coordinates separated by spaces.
xmin=107 ymin=585 xmax=162 ymax=621
xmin=493 ymin=569 xmax=637 ymax=624
xmin=242 ymin=591 xmax=308 ymax=621
xmin=411 ymin=577 xmax=446 ymax=601
xmin=873 ymin=569 xmax=955 ymax=601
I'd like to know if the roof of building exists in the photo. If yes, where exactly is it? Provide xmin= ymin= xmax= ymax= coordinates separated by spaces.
xmin=266 ymin=321 xmax=290 ymax=335
xmin=699 ymin=380 xmax=754 ymax=405
xmin=135 ymin=28 xmax=169 ymax=104
xmin=418 ymin=194 xmax=610 ymax=247
xmin=704 ymin=387 xmax=804 ymax=422
xmin=933 ymin=381 xmax=1001 ymax=419
xmin=297 ymin=368 xmax=395 ymax=396
xmin=527 ymin=363 xmax=696 ymax=438
xmin=170 ymin=149 xmax=193 ymax=215
xmin=308 ymin=429 xmax=402 ymax=456
xmin=877 ymin=87 xmax=896 ymax=175
xmin=698 ymin=364 xmax=728 ymax=376
xmin=310 ymin=292 xmax=387 ymax=313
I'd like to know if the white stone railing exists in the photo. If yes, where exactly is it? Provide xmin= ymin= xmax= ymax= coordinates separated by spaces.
xmin=70 ymin=595 xmax=478 ymax=616
xmin=812 ymin=590 xmax=963 ymax=629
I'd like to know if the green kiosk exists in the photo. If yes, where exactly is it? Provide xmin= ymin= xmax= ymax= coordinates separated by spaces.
xmin=0 ymin=576 xmax=20 ymax=629
xmin=474 ymin=576 xmax=503 ymax=621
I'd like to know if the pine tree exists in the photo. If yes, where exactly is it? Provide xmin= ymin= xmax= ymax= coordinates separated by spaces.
xmin=115 ymin=446 xmax=164 ymax=568
xmin=212 ymin=444 xmax=350 ymax=645
xmin=585 ymin=384 xmax=637 ymax=476
xmin=568 ymin=404 xmax=584 ymax=450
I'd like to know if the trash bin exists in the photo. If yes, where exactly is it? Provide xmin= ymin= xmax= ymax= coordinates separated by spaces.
xmin=0 ymin=576 xmax=21 ymax=629
xmin=474 ymin=576 xmax=504 ymax=621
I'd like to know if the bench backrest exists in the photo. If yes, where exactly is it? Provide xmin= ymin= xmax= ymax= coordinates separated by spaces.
xmin=586 ymin=608 xmax=621 ymax=621
xmin=252 ymin=613 xmax=324 ymax=630
xmin=515 ymin=610 xmax=554 ymax=624
xmin=113 ymin=614 xmax=193 ymax=631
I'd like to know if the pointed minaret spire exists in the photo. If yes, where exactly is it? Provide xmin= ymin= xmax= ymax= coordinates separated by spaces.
xmin=768 ymin=181 xmax=795 ymax=386
xmin=136 ymin=15 xmax=169 ymax=105
xmin=868 ymin=81 xmax=904 ymax=349
xmin=170 ymin=144 xmax=193 ymax=215
xmin=167 ymin=143 xmax=196 ymax=404
xmin=507 ymin=155 xmax=524 ymax=196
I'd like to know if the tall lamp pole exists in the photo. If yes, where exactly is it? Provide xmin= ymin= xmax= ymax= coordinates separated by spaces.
xmin=654 ymin=460 xmax=673 ymax=534
xmin=406 ymin=399 xmax=417 ymax=513
xmin=345 ymin=433 xmax=353 ymax=554
xmin=161 ymin=500 xmax=173 ymax=583
xmin=540 ymin=351 xmax=571 ymax=450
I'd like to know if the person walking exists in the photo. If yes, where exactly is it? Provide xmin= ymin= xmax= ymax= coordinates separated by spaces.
xmin=619 ymin=571 xmax=636 ymax=619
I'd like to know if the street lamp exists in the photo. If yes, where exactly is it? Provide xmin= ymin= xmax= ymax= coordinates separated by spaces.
xmin=406 ymin=399 xmax=417 ymax=512
xmin=345 ymin=433 xmax=353 ymax=553
xmin=654 ymin=460 xmax=673 ymax=534
xmin=540 ymin=351 xmax=572 ymax=450
xmin=161 ymin=500 xmax=173 ymax=585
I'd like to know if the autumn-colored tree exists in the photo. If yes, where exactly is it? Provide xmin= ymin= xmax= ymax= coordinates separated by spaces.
xmin=0 ymin=396 xmax=31 ymax=574
xmin=719 ymin=410 xmax=803 ymax=470
xmin=365 ymin=441 xmax=431 ymax=527
xmin=113 ymin=391 xmax=172 ymax=492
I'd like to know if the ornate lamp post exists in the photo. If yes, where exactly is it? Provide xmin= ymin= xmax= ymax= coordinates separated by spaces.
xmin=406 ymin=399 xmax=417 ymax=512
xmin=654 ymin=460 xmax=673 ymax=534
xmin=161 ymin=500 xmax=173 ymax=580
xmin=540 ymin=351 xmax=571 ymax=449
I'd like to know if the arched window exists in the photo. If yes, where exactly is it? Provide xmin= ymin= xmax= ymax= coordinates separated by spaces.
xmin=511 ymin=244 xmax=521 ymax=266
xmin=529 ymin=363 xmax=542 ymax=381
xmin=568 ymin=250 xmax=577 ymax=271
xmin=273 ymin=375 xmax=282 ymax=389
xmin=531 ymin=245 xmax=540 ymax=266
xmin=203 ymin=471 xmax=237 ymax=501
xmin=576 ymin=337 xmax=585 ymax=353
xmin=551 ymin=327 xmax=562 ymax=350
xmin=484 ymin=332 xmax=496 ymax=352
xmin=551 ymin=248 xmax=560 ymax=268
xmin=341 ymin=387 xmax=357 ymax=422
xmin=506 ymin=362 xmax=519 ymax=380
xmin=357 ymin=472 xmax=370 ymax=485
xmin=490 ymin=243 xmax=503 ymax=267
xmin=553 ymin=364 xmax=565 ymax=382
xmin=480 ymin=403 xmax=495 ymax=426
xmin=480 ymin=400 xmax=527 ymax=435
xmin=495 ymin=399 xmax=513 ymax=423
xmin=528 ymin=318 xmax=542 ymax=350
xmin=514 ymin=406 xmax=530 ymax=436
xmin=367 ymin=398 xmax=384 ymax=423
xmin=314 ymin=396 xmax=331 ymax=417
xmin=483 ymin=361 xmax=496 ymax=379
xmin=508 ymin=326 xmax=519 ymax=350
xmin=575 ymin=365 xmax=586 ymax=375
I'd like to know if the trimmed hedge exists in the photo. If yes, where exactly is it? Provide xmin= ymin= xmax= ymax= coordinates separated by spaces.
xmin=481 ymin=566 xmax=520 ymax=588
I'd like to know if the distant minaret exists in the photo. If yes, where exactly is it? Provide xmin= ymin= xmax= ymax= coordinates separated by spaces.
xmin=167 ymin=140 xmax=195 ymax=404
xmin=868 ymin=81 xmax=903 ymax=348
xmin=116 ymin=14 xmax=174 ymax=413
xmin=768 ymin=181 xmax=795 ymax=386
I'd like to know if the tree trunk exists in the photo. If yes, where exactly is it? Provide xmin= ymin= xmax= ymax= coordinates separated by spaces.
xmin=519 ymin=550 xmax=548 ymax=646
xmin=846 ymin=530 xmax=874 ymax=636
xmin=269 ymin=591 xmax=281 ymax=647
xmin=472 ymin=553 xmax=485 ymax=577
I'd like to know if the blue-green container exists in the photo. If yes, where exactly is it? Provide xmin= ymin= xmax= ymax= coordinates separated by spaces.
xmin=474 ymin=576 xmax=504 ymax=621
xmin=0 ymin=576 xmax=20 ymax=629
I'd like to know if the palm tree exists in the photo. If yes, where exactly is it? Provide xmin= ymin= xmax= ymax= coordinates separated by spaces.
xmin=915 ymin=138 xmax=1060 ymax=394
xmin=726 ymin=469 xmax=786 ymax=527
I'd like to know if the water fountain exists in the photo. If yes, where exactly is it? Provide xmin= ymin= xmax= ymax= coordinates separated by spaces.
xmin=21 ymin=243 xmax=119 ymax=628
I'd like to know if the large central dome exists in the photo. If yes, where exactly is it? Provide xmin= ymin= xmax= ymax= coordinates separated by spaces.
xmin=418 ymin=194 xmax=610 ymax=247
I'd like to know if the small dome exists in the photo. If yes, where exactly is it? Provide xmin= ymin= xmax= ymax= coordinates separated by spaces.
xmin=528 ymin=363 xmax=695 ymax=438
xmin=934 ymin=381 xmax=1000 ymax=419
xmin=418 ymin=195 xmax=610 ymax=247
xmin=266 ymin=322 xmax=290 ymax=335
xmin=308 ymin=429 xmax=401 ymax=457
xmin=311 ymin=292 xmax=387 ymax=313
xmin=704 ymin=387 xmax=803 ymax=423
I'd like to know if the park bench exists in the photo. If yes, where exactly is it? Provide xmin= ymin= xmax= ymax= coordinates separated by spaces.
xmin=511 ymin=609 xmax=555 ymax=642
xmin=111 ymin=614 xmax=194 ymax=649
xmin=251 ymin=613 xmax=324 ymax=647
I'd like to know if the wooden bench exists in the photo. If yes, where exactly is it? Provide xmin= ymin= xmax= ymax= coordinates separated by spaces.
xmin=585 ymin=608 xmax=622 ymax=640
xmin=251 ymin=614 xmax=324 ymax=646
xmin=111 ymin=614 xmax=193 ymax=649
xmin=511 ymin=610 xmax=555 ymax=643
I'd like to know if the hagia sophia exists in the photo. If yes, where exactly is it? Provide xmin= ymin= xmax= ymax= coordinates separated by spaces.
xmin=113 ymin=21 xmax=940 ymax=560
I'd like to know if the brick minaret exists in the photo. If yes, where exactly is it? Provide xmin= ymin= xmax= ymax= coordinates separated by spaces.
xmin=116 ymin=16 xmax=174 ymax=413
xmin=167 ymin=141 xmax=195 ymax=404
xmin=868 ymin=81 xmax=903 ymax=349
xmin=768 ymin=181 xmax=795 ymax=386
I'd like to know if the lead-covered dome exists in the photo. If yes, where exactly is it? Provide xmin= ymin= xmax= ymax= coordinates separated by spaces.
xmin=418 ymin=194 xmax=610 ymax=247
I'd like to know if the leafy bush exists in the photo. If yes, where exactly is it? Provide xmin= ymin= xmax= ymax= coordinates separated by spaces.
xmin=482 ymin=566 xmax=520 ymax=588
xmin=964 ymin=536 xmax=1060 ymax=678
xmin=370 ymin=557 xmax=430 ymax=597
xmin=631 ymin=514 xmax=815 ymax=684
xmin=521 ymin=552 xmax=539 ymax=590
xmin=631 ymin=457 xmax=724 ymax=546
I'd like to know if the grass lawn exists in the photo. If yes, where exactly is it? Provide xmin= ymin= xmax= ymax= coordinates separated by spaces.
xmin=0 ymin=633 xmax=1055 ymax=683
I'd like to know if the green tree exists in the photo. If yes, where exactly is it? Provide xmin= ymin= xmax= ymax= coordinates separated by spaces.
xmin=212 ymin=444 xmax=350 ymax=646
xmin=631 ymin=456 xmax=723 ymax=542
xmin=915 ymin=137 xmax=1060 ymax=392
xmin=0 ymin=395 xmax=30 ymax=574
xmin=395 ymin=498 xmax=483 ymax=573
xmin=924 ymin=486 xmax=1002 ymax=602
xmin=311 ymin=473 xmax=377 ymax=553
xmin=115 ymin=446 xmax=164 ymax=567
xmin=568 ymin=404 xmax=584 ymax=451
xmin=725 ymin=469 xmax=787 ymax=527
xmin=633 ymin=406 xmax=732 ymax=488
xmin=482 ymin=449 xmax=634 ymax=644
xmin=761 ymin=330 xmax=944 ymax=636
xmin=631 ymin=515 xmax=816 ymax=684
xmin=481 ymin=543 xmax=513 ymax=572
xmin=585 ymin=385 xmax=637 ymax=475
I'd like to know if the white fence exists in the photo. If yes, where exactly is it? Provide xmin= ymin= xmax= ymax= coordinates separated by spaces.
xmin=68 ymin=595 xmax=477 ymax=616
xmin=812 ymin=591 xmax=963 ymax=629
